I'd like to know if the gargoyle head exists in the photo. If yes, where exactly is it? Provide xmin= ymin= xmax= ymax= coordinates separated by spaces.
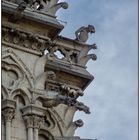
xmin=88 ymin=25 xmax=95 ymax=33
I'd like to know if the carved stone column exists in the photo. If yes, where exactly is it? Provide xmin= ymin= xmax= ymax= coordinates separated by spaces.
xmin=33 ymin=116 xmax=44 ymax=140
xmin=23 ymin=115 xmax=44 ymax=140
xmin=2 ymin=108 xmax=15 ymax=140
xmin=2 ymin=99 xmax=16 ymax=140
xmin=23 ymin=115 xmax=34 ymax=140
xmin=22 ymin=105 xmax=46 ymax=140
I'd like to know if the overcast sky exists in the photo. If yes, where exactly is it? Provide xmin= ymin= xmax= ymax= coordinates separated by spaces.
xmin=57 ymin=0 xmax=138 ymax=140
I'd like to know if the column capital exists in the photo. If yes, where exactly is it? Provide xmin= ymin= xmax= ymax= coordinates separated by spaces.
xmin=23 ymin=115 xmax=44 ymax=129
xmin=33 ymin=115 xmax=44 ymax=129
xmin=2 ymin=108 xmax=15 ymax=122
xmin=22 ymin=105 xmax=46 ymax=129
xmin=23 ymin=115 xmax=34 ymax=128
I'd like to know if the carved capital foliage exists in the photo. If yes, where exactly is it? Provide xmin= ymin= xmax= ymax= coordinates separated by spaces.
xmin=23 ymin=115 xmax=34 ymax=128
xmin=33 ymin=115 xmax=45 ymax=129
xmin=23 ymin=115 xmax=44 ymax=129
xmin=2 ymin=108 xmax=15 ymax=122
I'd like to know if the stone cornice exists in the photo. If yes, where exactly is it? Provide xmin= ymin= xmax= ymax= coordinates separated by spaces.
xmin=2 ymin=99 xmax=16 ymax=110
xmin=21 ymin=104 xmax=46 ymax=116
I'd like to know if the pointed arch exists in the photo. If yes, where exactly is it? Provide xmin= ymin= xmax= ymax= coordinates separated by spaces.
xmin=2 ymin=48 xmax=34 ymax=88
xmin=39 ymin=129 xmax=54 ymax=140
xmin=10 ymin=88 xmax=31 ymax=105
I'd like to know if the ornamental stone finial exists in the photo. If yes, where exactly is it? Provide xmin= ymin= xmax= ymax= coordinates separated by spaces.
xmin=75 ymin=25 xmax=95 ymax=43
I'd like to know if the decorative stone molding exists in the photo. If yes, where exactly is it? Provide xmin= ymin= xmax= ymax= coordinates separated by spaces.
xmin=21 ymin=105 xmax=46 ymax=116
xmin=2 ymin=99 xmax=16 ymax=110
xmin=2 ymin=27 xmax=49 ymax=54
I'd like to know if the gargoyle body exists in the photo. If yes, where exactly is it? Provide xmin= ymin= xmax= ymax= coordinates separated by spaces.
xmin=75 ymin=25 xmax=95 ymax=43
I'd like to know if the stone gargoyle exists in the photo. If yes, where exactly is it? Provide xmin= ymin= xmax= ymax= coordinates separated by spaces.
xmin=75 ymin=25 xmax=95 ymax=43
xmin=41 ymin=95 xmax=90 ymax=114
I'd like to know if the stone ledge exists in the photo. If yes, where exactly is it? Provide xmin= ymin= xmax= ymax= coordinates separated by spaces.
xmin=2 ymin=1 xmax=65 ymax=39
xmin=2 ymin=99 xmax=16 ymax=109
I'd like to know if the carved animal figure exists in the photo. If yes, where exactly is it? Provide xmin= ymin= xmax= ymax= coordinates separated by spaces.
xmin=75 ymin=25 xmax=95 ymax=43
